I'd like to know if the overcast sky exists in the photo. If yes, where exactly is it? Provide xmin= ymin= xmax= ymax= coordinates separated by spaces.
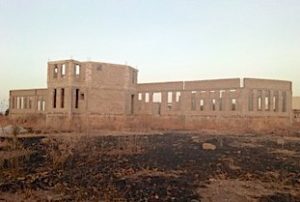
xmin=0 ymin=0 xmax=300 ymax=106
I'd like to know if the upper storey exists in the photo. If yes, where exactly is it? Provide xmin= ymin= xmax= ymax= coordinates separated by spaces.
xmin=47 ymin=59 xmax=138 ymax=89
xmin=47 ymin=60 xmax=85 ymax=87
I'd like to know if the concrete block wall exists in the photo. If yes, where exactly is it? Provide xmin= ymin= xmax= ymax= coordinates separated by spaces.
xmin=8 ymin=59 xmax=295 ymax=132
xmin=136 ymin=78 xmax=292 ymax=119
xmin=9 ymin=89 xmax=48 ymax=115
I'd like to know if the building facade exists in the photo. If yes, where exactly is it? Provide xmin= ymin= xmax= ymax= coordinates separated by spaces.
xmin=293 ymin=97 xmax=300 ymax=122
xmin=9 ymin=59 xmax=294 ymax=132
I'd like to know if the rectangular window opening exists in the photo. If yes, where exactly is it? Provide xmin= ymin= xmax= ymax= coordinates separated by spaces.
xmin=75 ymin=89 xmax=79 ymax=109
xmin=265 ymin=97 xmax=270 ymax=111
xmin=153 ymin=92 xmax=162 ymax=103
xmin=282 ymin=92 xmax=287 ymax=112
xmin=191 ymin=91 xmax=196 ymax=111
xmin=61 ymin=64 xmax=66 ymax=76
xmin=75 ymin=64 xmax=80 ymax=76
xmin=258 ymin=97 xmax=262 ymax=111
xmin=232 ymin=99 xmax=237 ymax=111
xmin=131 ymin=94 xmax=134 ymax=114
xmin=168 ymin=92 xmax=173 ymax=110
xmin=168 ymin=92 xmax=173 ymax=103
xmin=53 ymin=89 xmax=57 ymax=108
xmin=42 ymin=100 xmax=46 ymax=111
xmin=37 ymin=100 xmax=41 ymax=111
xmin=200 ymin=99 xmax=204 ymax=111
xmin=145 ymin=93 xmax=149 ymax=103
xmin=212 ymin=99 xmax=216 ymax=111
xmin=61 ymin=88 xmax=65 ymax=108
xmin=138 ymin=93 xmax=142 ymax=101
xmin=176 ymin=92 xmax=181 ymax=102
xmin=53 ymin=65 xmax=58 ymax=78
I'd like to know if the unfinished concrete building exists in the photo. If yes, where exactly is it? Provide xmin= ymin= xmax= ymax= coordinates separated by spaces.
xmin=9 ymin=59 xmax=294 ymax=132
xmin=293 ymin=97 xmax=300 ymax=122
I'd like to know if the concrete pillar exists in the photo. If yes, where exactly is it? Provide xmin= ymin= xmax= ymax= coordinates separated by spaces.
xmin=161 ymin=91 xmax=168 ymax=115
xmin=261 ymin=90 xmax=266 ymax=112
xmin=181 ymin=91 xmax=190 ymax=114
xmin=278 ymin=91 xmax=283 ymax=112
xmin=149 ymin=92 xmax=153 ymax=115
xmin=240 ymin=88 xmax=249 ymax=115
xmin=222 ymin=90 xmax=229 ymax=111
xmin=204 ymin=91 xmax=211 ymax=112
xmin=253 ymin=89 xmax=258 ymax=111
xmin=196 ymin=92 xmax=201 ymax=111
xmin=172 ymin=91 xmax=177 ymax=111
xmin=286 ymin=91 xmax=292 ymax=113
xmin=140 ymin=92 xmax=145 ymax=112
xmin=270 ymin=90 xmax=274 ymax=113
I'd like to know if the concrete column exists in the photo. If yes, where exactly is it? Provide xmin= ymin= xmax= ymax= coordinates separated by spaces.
xmin=253 ymin=89 xmax=258 ymax=111
xmin=140 ymin=92 xmax=145 ymax=112
xmin=261 ymin=90 xmax=266 ymax=112
xmin=196 ymin=92 xmax=201 ymax=111
xmin=180 ymin=91 xmax=190 ymax=114
xmin=67 ymin=87 xmax=73 ymax=114
xmin=240 ymin=88 xmax=249 ymax=115
xmin=278 ymin=91 xmax=283 ymax=112
xmin=204 ymin=91 xmax=210 ymax=111
xmin=286 ymin=91 xmax=292 ymax=114
xmin=149 ymin=92 xmax=153 ymax=115
xmin=270 ymin=90 xmax=274 ymax=113
xmin=172 ymin=91 xmax=177 ymax=111
xmin=58 ymin=88 xmax=62 ymax=110
xmin=222 ymin=91 xmax=228 ymax=112
xmin=161 ymin=91 xmax=168 ymax=115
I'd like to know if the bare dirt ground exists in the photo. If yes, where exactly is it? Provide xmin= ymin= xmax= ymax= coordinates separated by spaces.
xmin=1 ymin=131 xmax=300 ymax=202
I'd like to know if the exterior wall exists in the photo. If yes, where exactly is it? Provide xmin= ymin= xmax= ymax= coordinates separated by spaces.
xmin=293 ymin=97 xmax=300 ymax=110
xmin=9 ymin=89 xmax=48 ymax=116
xmin=293 ymin=97 xmax=300 ymax=123
xmin=8 ymin=59 xmax=295 ymax=132
xmin=136 ymin=78 xmax=292 ymax=119
xmin=87 ymin=62 xmax=137 ymax=115
xmin=46 ymin=60 xmax=137 ymax=117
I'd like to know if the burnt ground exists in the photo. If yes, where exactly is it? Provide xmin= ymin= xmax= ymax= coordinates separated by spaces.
xmin=1 ymin=132 xmax=300 ymax=201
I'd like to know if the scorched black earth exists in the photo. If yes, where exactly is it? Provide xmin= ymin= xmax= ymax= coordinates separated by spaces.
xmin=0 ymin=133 xmax=300 ymax=201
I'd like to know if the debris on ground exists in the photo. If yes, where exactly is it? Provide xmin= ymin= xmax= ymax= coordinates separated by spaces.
xmin=202 ymin=143 xmax=216 ymax=150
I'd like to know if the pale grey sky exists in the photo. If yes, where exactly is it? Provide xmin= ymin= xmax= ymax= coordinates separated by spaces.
xmin=0 ymin=0 xmax=300 ymax=107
